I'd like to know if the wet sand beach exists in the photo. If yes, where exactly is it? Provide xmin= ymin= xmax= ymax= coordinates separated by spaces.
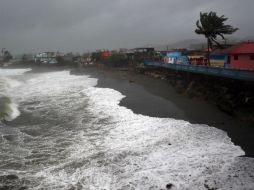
xmin=71 ymin=67 xmax=254 ymax=157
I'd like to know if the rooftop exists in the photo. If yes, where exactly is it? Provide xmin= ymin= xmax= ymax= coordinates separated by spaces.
xmin=211 ymin=41 xmax=254 ymax=55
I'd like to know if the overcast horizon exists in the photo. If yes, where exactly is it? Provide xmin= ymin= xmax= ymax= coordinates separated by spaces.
xmin=1 ymin=0 xmax=254 ymax=55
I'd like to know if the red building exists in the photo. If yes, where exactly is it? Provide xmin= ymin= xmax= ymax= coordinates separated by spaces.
xmin=229 ymin=42 xmax=254 ymax=70
xmin=227 ymin=42 xmax=254 ymax=70
xmin=101 ymin=50 xmax=110 ymax=57
xmin=210 ymin=42 xmax=254 ymax=70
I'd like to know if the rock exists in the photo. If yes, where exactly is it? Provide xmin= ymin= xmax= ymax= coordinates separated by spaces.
xmin=18 ymin=187 xmax=28 ymax=190
xmin=166 ymin=183 xmax=174 ymax=189
xmin=6 ymin=174 xmax=19 ymax=180
xmin=0 ymin=185 xmax=12 ymax=190
xmin=0 ymin=174 xmax=19 ymax=182
xmin=204 ymin=183 xmax=217 ymax=190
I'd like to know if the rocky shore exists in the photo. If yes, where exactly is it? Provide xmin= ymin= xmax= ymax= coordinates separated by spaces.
xmin=138 ymin=68 xmax=254 ymax=126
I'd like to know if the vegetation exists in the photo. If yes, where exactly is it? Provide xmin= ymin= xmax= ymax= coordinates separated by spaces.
xmin=195 ymin=11 xmax=238 ymax=65
xmin=106 ymin=53 xmax=128 ymax=67
xmin=56 ymin=56 xmax=65 ymax=66
xmin=91 ymin=52 xmax=128 ymax=67
xmin=3 ymin=50 xmax=13 ymax=62
xmin=91 ymin=52 xmax=102 ymax=63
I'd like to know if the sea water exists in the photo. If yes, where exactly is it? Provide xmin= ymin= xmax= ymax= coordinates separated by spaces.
xmin=0 ymin=68 xmax=253 ymax=190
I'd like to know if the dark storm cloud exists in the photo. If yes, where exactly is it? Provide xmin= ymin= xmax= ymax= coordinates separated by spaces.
xmin=0 ymin=0 xmax=253 ymax=54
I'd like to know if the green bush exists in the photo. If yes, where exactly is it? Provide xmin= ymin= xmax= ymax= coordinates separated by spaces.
xmin=107 ymin=53 xmax=128 ymax=67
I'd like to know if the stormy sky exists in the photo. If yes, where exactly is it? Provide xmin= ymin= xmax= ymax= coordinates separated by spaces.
xmin=0 ymin=0 xmax=253 ymax=54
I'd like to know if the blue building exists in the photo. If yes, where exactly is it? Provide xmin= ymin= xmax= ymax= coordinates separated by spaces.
xmin=209 ymin=53 xmax=229 ymax=68
xmin=164 ymin=52 xmax=189 ymax=65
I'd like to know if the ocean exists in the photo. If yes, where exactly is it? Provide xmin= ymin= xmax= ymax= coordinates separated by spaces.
xmin=0 ymin=68 xmax=253 ymax=190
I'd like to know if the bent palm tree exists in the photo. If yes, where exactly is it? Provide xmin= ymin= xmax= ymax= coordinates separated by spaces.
xmin=195 ymin=11 xmax=238 ymax=66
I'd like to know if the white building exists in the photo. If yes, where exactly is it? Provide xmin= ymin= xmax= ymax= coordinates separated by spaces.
xmin=34 ymin=52 xmax=58 ymax=64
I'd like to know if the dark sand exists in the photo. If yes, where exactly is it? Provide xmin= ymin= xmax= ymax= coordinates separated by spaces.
xmin=72 ymin=67 xmax=254 ymax=157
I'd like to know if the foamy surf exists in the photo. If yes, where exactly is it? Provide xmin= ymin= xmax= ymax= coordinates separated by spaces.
xmin=0 ymin=69 xmax=253 ymax=190
xmin=0 ymin=68 xmax=31 ymax=77
xmin=0 ymin=68 xmax=30 ymax=122
xmin=0 ymin=97 xmax=20 ymax=121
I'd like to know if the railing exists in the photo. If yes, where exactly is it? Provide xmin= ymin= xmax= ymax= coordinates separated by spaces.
xmin=143 ymin=60 xmax=254 ymax=81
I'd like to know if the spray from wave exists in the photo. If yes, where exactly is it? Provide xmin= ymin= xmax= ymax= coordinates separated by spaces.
xmin=0 ymin=96 xmax=20 ymax=122
xmin=0 ymin=68 xmax=31 ymax=122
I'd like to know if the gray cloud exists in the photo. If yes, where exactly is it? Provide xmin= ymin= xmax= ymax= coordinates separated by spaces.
xmin=0 ymin=0 xmax=253 ymax=54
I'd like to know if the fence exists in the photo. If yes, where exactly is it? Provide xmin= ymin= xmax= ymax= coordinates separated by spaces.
xmin=143 ymin=60 xmax=254 ymax=81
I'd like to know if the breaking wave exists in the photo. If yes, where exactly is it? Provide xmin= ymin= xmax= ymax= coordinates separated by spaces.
xmin=0 ymin=68 xmax=31 ymax=122
xmin=0 ymin=69 xmax=253 ymax=190
xmin=0 ymin=96 xmax=20 ymax=122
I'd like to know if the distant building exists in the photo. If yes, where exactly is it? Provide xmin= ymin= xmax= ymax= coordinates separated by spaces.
xmin=118 ymin=48 xmax=129 ymax=54
xmin=227 ymin=41 xmax=254 ymax=70
xmin=159 ymin=49 xmax=188 ymax=56
xmin=163 ymin=51 xmax=189 ymax=65
xmin=188 ymin=55 xmax=207 ymax=66
xmin=101 ymin=50 xmax=110 ymax=57
xmin=133 ymin=47 xmax=155 ymax=54
xmin=35 ymin=52 xmax=58 ymax=64
xmin=63 ymin=53 xmax=73 ymax=63
xmin=131 ymin=47 xmax=155 ymax=63
xmin=21 ymin=54 xmax=34 ymax=63
xmin=210 ymin=41 xmax=254 ymax=70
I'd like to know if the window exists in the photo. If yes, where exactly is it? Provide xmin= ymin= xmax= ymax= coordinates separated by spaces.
xmin=234 ymin=55 xmax=239 ymax=60
xmin=250 ymin=54 xmax=254 ymax=60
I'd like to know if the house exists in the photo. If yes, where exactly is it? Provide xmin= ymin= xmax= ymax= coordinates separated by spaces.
xmin=209 ymin=53 xmax=228 ymax=68
xmin=34 ymin=52 xmax=58 ymax=64
xmin=63 ymin=53 xmax=73 ymax=63
xmin=210 ymin=42 xmax=254 ymax=70
xmin=163 ymin=51 xmax=189 ymax=65
xmin=186 ymin=49 xmax=207 ymax=66
xmin=164 ymin=52 xmax=181 ymax=64
xmin=129 ymin=47 xmax=156 ymax=63
xmin=134 ymin=47 xmax=155 ymax=54
xmin=101 ymin=50 xmax=110 ymax=57
xmin=188 ymin=55 xmax=207 ymax=66
xmin=227 ymin=41 xmax=254 ymax=70
xmin=21 ymin=54 xmax=34 ymax=63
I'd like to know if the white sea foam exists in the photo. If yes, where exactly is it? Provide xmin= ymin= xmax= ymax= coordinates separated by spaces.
xmin=0 ymin=68 xmax=30 ymax=121
xmin=80 ymin=86 xmax=253 ymax=189
xmin=1 ymin=70 xmax=253 ymax=190
xmin=0 ymin=68 xmax=31 ymax=76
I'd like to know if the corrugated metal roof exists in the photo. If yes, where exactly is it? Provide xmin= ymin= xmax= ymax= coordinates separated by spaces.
xmin=211 ymin=42 xmax=254 ymax=55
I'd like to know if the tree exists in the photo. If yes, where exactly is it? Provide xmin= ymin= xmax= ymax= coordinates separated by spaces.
xmin=195 ymin=11 xmax=238 ymax=65
xmin=107 ymin=53 xmax=128 ymax=67
xmin=91 ymin=52 xmax=102 ymax=63
xmin=3 ymin=50 xmax=13 ymax=62
xmin=56 ymin=56 xmax=65 ymax=66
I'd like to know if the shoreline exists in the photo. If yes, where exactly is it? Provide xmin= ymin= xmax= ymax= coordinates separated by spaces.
xmin=71 ymin=66 xmax=254 ymax=157
xmin=3 ymin=65 xmax=254 ymax=157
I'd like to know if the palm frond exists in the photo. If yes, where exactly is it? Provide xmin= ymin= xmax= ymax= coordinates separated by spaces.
xmin=195 ymin=11 xmax=238 ymax=49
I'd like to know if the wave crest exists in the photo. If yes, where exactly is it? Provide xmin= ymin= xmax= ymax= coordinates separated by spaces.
xmin=0 ymin=96 xmax=20 ymax=122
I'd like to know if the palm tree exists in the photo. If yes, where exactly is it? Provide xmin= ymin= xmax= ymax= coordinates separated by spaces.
xmin=195 ymin=11 xmax=238 ymax=66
